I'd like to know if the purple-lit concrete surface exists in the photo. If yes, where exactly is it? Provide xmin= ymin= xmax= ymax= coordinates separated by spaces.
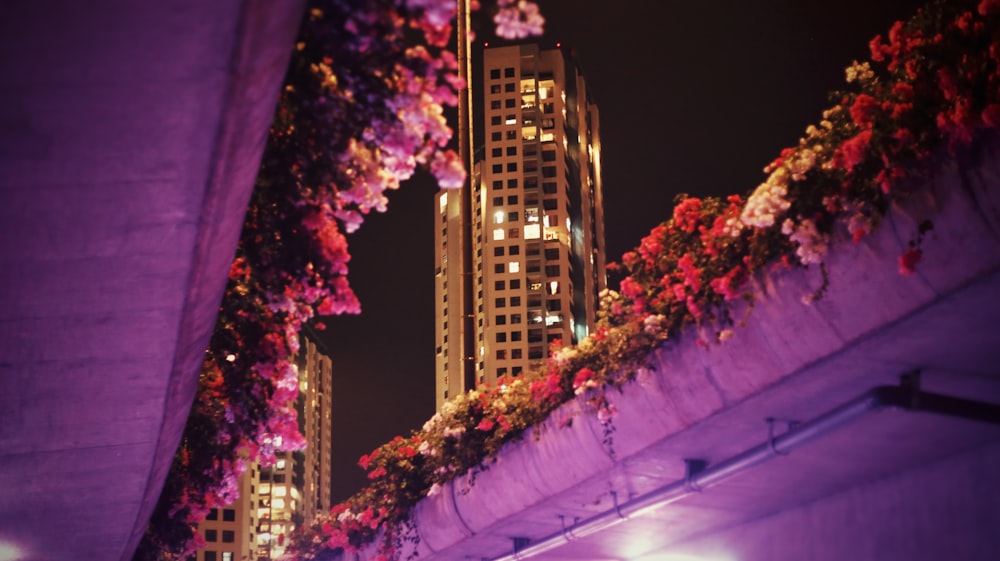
xmin=0 ymin=2 xmax=305 ymax=560
xmin=350 ymin=141 xmax=1000 ymax=561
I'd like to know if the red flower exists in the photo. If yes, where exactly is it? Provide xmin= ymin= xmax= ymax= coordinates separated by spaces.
xmin=898 ymin=248 xmax=923 ymax=275
xmin=672 ymin=197 xmax=703 ymax=234
xmin=850 ymin=94 xmax=880 ymax=129
xmin=367 ymin=467 xmax=387 ymax=480
xmin=833 ymin=130 xmax=873 ymax=171
xmin=979 ymin=0 xmax=1000 ymax=16
xmin=477 ymin=418 xmax=495 ymax=431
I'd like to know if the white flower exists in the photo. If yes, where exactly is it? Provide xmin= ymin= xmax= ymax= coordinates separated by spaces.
xmin=718 ymin=329 xmax=734 ymax=342
xmin=741 ymin=167 xmax=791 ymax=228
xmin=642 ymin=314 xmax=666 ymax=335
xmin=427 ymin=483 xmax=442 ymax=497
xmin=443 ymin=425 xmax=466 ymax=439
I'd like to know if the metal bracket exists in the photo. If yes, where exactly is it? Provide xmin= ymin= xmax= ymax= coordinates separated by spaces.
xmin=766 ymin=417 xmax=799 ymax=456
xmin=684 ymin=458 xmax=708 ymax=492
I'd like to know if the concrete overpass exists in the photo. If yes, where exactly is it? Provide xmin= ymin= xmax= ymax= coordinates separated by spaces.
xmin=350 ymin=141 xmax=1000 ymax=561
xmin=0 ymin=2 xmax=305 ymax=560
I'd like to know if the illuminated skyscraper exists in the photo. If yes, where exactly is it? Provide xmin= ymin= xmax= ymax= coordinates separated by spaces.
xmin=194 ymin=334 xmax=333 ymax=561
xmin=435 ymin=43 xmax=606 ymax=410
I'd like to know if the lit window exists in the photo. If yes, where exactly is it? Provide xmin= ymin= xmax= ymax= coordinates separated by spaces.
xmin=439 ymin=193 xmax=447 ymax=213
xmin=509 ymin=261 xmax=520 ymax=273
xmin=493 ymin=228 xmax=505 ymax=241
xmin=524 ymin=224 xmax=540 ymax=239
xmin=276 ymin=459 xmax=286 ymax=470
xmin=272 ymin=498 xmax=286 ymax=509
xmin=273 ymin=486 xmax=287 ymax=497
xmin=505 ymin=115 xmax=517 ymax=125
xmin=222 ymin=553 xmax=234 ymax=561
xmin=494 ymin=210 xmax=504 ymax=224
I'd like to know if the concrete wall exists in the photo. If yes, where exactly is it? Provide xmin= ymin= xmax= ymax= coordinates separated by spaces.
xmin=665 ymin=440 xmax=1000 ymax=561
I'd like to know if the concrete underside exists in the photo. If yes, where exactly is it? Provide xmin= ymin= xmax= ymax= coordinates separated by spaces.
xmin=359 ymin=141 xmax=1000 ymax=561
xmin=0 ymin=2 xmax=304 ymax=560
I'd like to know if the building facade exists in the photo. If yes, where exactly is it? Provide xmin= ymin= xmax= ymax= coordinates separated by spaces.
xmin=194 ymin=334 xmax=333 ymax=561
xmin=435 ymin=44 xmax=606 ymax=410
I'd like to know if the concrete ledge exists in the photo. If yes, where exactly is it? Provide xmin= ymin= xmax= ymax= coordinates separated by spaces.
xmin=356 ymin=138 xmax=1000 ymax=560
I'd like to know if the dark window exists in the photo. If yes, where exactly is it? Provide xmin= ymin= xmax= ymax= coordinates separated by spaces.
xmin=496 ymin=315 xmax=507 ymax=325
xmin=494 ymin=247 xmax=504 ymax=257
xmin=490 ymin=68 xmax=501 ymax=79
xmin=506 ymin=146 xmax=517 ymax=156
xmin=545 ymin=248 xmax=559 ymax=260
xmin=511 ymin=296 xmax=522 ymax=306
xmin=491 ymin=84 xmax=501 ymax=93
xmin=511 ymin=313 xmax=522 ymax=324
xmin=496 ymin=297 xmax=506 ymax=308
xmin=205 ymin=530 xmax=218 ymax=542
xmin=509 ymin=245 xmax=520 ymax=256
xmin=542 ymin=182 xmax=557 ymax=194
xmin=491 ymin=100 xmax=501 ymax=109
xmin=496 ymin=332 xmax=507 ymax=343
xmin=505 ymin=98 xmax=516 ymax=108
xmin=492 ymin=148 xmax=502 ymax=157
xmin=494 ymin=263 xmax=504 ymax=273
xmin=491 ymin=116 xmax=501 ymax=125
xmin=493 ymin=196 xmax=503 ymax=205
xmin=510 ymin=279 xmax=521 ymax=289
xmin=491 ymin=131 xmax=502 ymax=141
xmin=506 ymin=130 xmax=517 ymax=140
xmin=497 ymin=367 xmax=508 ymax=376
xmin=504 ymin=67 xmax=516 ymax=78
xmin=542 ymin=150 xmax=557 ymax=161
xmin=492 ymin=164 xmax=503 ymax=173
xmin=542 ymin=166 xmax=557 ymax=178
xmin=207 ymin=509 xmax=219 ymax=521
xmin=543 ymin=199 xmax=558 ymax=210
xmin=512 ymin=348 xmax=523 ymax=359
xmin=513 ymin=366 xmax=523 ymax=375
xmin=529 ymin=347 xmax=545 ymax=360
xmin=508 ymin=212 xmax=518 ymax=222
xmin=511 ymin=331 xmax=523 ymax=342
xmin=223 ymin=509 xmax=236 ymax=522
xmin=205 ymin=553 xmax=218 ymax=561
xmin=543 ymin=102 xmax=554 ymax=113
xmin=504 ymin=82 xmax=516 ymax=92
xmin=547 ymin=299 xmax=562 ymax=311
xmin=492 ymin=179 xmax=503 ymax=190
xmin=507 ymin=162 xmax=517 ymax=172
xmin=222 ymin=531 xmax=235 ymax=543
xmin=495 ymin=280 xmax=505 ymax=290
xmin=545 ymin=265 xmax=560 ymax=276
xmin=507 ymin=178 xmax=518 ymax=188
xmin=507 ymin=195 xmax=519 ymax=205
xmin=496 ymin=349 xmax=507 ymax=359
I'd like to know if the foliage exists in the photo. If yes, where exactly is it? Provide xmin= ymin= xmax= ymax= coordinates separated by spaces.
xmin=284 ymin=1 xmax=1000 ymax=559
xmin=133 ymin=0 xmax=545 ymax=557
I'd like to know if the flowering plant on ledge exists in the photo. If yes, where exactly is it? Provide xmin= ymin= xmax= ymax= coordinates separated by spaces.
xmin=284 ymin=1 xmax=1000 ymax=559
xmin=134 ymin=0 xmax=545 ymax=559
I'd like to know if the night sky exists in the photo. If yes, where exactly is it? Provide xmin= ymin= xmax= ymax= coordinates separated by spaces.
xmin=319 ymin=0 xmax=926 ymax=502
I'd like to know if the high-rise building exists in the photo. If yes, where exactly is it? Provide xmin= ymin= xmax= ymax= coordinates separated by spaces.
xmin=194 ymin=334 xmax=333 ymax=561
xmin=435 ymin=43 xmax=606 ymax=410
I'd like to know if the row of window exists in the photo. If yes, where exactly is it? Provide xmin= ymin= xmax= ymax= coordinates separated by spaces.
xmin=205 ymin=508 xmax=236 ymax=522
xmin=489 ymin=67 xmax=517 ymax=79
xmin=495 ymin=347 xmax=547 ymax=360
xmin=203 ymin=552 xmax=234 ymax=561
xmin=203 ymin=529 xmax=235 ymax=543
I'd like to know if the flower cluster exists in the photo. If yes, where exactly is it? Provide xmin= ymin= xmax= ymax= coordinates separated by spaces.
xmin=285 ymin=2 xmax=1000 ymax=560
xmin=135 ymin=1 xmax=542 ymax=559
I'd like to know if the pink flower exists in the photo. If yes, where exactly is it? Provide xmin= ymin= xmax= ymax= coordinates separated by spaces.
xmin=898 ymin=248 xmax=923 ymax=275
xmin=477 ymin=418 xmax=495 ymax=431
xmin=979 ymin=0 xmax=1000 ymax=16
xmin=672 ymin=197 xmax=702 ymax=233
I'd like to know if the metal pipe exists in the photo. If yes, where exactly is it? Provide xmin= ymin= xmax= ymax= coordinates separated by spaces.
xmin=488 ymin=383 xmax=1000 ymax=561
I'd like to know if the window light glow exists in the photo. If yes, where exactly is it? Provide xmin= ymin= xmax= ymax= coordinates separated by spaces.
xmin=439 ymin=192 xmax=447 ymax=213
xmin=524 ymin=224 xmax=540 ymax=239
xmin=494 ymin=210 xmax=505 ymax=224
xmin=493 ymin=228 xmax=505 ymax=241
xmin=509 ymin=261 xmax=520 ymax=273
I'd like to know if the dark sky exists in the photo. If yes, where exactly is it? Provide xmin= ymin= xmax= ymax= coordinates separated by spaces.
xmin=320 ymin=0 xmax=926 ymax=503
